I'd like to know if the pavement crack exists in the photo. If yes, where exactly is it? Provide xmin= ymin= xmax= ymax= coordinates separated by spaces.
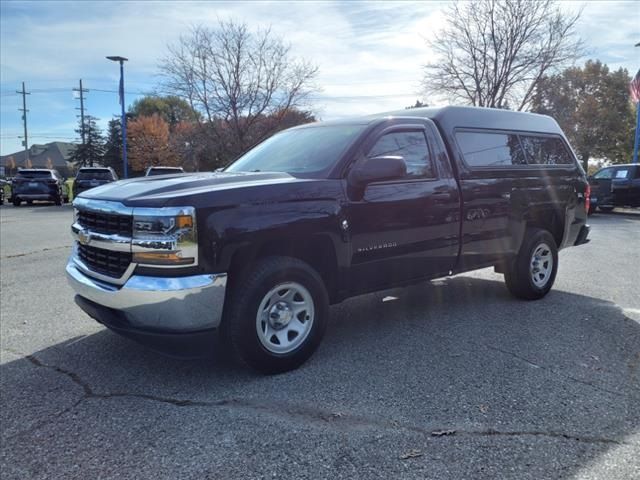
xmin=455 ymin=339 xmax=639 ymax=400
xmin=2 ymin=245 xmax=71 ymax=259
xmin=462 ymin=428 xmax=627 ymax=445
xmin=26 ymin=354 xmax=92 ymax=397
xmin=17 ymin=354 xmax=638 ymax=449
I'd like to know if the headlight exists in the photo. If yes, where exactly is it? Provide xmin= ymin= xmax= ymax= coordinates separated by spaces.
xmin=131 ymin=206 xmax=197 ymax=267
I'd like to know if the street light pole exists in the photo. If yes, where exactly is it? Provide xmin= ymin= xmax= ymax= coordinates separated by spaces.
xmin=106 ymin=56 xmax=129 ymax=178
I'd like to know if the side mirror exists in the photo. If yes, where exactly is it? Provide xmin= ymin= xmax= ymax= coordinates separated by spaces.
xmin=348 ymin=155 xmax=407 ymax=187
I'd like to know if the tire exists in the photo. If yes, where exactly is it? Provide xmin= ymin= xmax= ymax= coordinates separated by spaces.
xmin=598 ymin=206 xmax=614 ymax=213
xmin=13 ymin=199 xmax=21 ymax=207
xmin=221 ymin=256 xmax=329 ymax=374
xmin=54 ymin=194 xmax=62 ymax=206
xmin=26 ymin=200 xmax=33 ymax=205
xmin=588 ymin=204 xmax=596 ymax=215
xmin=504 ymin=228 xmax=558 ymax=300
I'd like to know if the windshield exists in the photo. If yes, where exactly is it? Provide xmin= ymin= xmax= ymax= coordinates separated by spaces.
xmin=16 ymin=170 xmax=51 ymax=179
xmin=593 ymin=168 xmax=613 ymax=180
xmin=76 ymin=169 xmax=114 ymax=180
xmin=226 ymin=124 xmax=367 ymax=177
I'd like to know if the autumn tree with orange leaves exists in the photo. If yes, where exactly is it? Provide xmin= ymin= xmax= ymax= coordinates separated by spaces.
xmin=127 ymin=114 xmax=180 ymax=172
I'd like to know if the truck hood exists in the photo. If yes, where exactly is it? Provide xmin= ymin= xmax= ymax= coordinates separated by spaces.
xmin=76 ymin=171 xmax=309 ymax=206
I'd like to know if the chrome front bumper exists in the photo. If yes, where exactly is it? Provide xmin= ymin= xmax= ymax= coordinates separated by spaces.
xmin=66 ymin=258 xmax=227 ymax=332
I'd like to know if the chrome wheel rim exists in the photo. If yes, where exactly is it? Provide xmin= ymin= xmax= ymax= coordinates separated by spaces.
xmin=530 ymin=243 xmax=553 ymax=288
xmin=256 ymin=282 xmax=315 ymax=354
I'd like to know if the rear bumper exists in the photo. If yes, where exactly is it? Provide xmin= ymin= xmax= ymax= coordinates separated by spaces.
xmin=14 ymin=193 xmax=56 ymax=200
xmin=574 ymin=224 xmax=590 ymax=246
xmin=66 ymin=259 xmax=228 ymax=332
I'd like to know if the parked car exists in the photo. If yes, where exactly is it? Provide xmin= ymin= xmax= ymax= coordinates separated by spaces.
xmin=0 ymin=178 xmax=11 ymax=205
xmin=588 ymin=163 xmax=640 ymax=213
xmin=67 ymin=106 xmax=590 ymax=374
xmin=11 ymin=169 xmax=69 ymax=206
xmin=144 ymin=166 xmax=185 ymax=176
xmin=73 ymin=167 xmax=118 ymax=198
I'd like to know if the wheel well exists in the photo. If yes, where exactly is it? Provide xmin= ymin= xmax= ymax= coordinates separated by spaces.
xmin=526 ymin=209 xmax=564 ymax=247
xmin=229 ymin=235 xmax=339 ymax=303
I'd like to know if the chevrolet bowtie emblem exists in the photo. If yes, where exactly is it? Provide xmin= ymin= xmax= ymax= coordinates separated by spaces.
xmin=78 ymin=229 xmax=92 ymax=246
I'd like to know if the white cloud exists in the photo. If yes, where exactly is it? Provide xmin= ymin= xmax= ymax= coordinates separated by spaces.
xmin=1 ymin=0 xmax=638 ymax=155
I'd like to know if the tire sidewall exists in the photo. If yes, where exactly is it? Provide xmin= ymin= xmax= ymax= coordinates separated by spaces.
xmin=227 ymin=259 xmax=328 ymax=373
xmin=520 ymin=230 xmax=558 ymax=297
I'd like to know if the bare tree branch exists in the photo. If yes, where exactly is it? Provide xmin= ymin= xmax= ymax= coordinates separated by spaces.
xmin=159 ymin=20 xmax=319 ymax=161
xmin=423 ymin=0 xmax=584 ymax=111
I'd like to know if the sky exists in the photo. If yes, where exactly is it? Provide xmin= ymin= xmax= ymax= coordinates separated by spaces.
xmin=1 ymin=0 xmax=639 ymax=156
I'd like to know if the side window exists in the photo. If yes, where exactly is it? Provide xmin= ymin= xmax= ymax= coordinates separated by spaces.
xmin=614 ymin=169 xmax=629 ymax=179
xmin=520 ymin=135 xmax=573 ymax=165
xmin=593 ymin=168 xmax=613 ymax=180
xmin=368 ymin=130 xmax=435 ymax=178
xmin=455 ymin=131 xmax=526 ymax=167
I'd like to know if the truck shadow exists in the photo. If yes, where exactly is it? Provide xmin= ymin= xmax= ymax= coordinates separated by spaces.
xmin=2 ymin=275 xmax=639 ymax=478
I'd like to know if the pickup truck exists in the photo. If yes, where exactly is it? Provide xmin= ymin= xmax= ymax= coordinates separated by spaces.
xmin=66 ymin=106 xmax=590 ymax=374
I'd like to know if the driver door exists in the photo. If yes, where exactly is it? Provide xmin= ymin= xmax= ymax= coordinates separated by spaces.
xmin=344 ymin=120 xmax=460 ymax=294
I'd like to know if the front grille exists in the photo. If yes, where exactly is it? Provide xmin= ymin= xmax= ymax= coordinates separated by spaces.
xmin=77 ymin=210 xmax=132 ymax=236
xmin=78 ymin=244 xmax=132 ymax=279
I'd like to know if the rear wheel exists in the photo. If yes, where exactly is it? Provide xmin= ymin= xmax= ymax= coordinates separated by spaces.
xmin=504 ymin=228 xmax=558 ymax=300
xmin=13 ymin=199 xmax=21 ymax=207
xmin=221 ymin=256 xmax=329 ymax=374
xmin=598 ymin=206 xmax=614 ymax=213
xmin=26 ymin=200 xmax=33 ymax=205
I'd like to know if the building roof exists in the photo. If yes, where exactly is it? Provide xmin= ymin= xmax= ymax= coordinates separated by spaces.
xmin=0 ymin=142 xmax=76 ymax=169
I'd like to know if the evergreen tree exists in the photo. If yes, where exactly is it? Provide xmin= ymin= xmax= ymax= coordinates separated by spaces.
xmin=103 ymin=118 xmax=123 ymax=177
xmin=70 ymin=115 xmax=105 ymax=167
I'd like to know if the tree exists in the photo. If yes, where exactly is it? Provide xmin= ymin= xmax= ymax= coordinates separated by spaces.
xmin=103 ymin=118 xmax=123 ymax=177
xmin=423 ymin=0 xmax=583 ymax=111
xmin=69 ymin=115 xmax=104 ymax=167
xmin=6 ymin=156 xmax=16 ymax=176
xmin=406 ymin=100 xmax=427 ymax=109
xmin=129 ymin=96 xmax=199 ymax=129
xmin=127 ymin=114 xmax=179 ymax=172
xmin=160 ymin=20 xmax=318 ymax=166
xmin=532 ymin=60 xmax=635 ymax=171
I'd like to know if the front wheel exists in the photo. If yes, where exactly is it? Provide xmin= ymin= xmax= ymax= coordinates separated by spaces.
xmin=504 ymin=228 xmax=558 ymax=300
xmin=221 ymin=256 xmax=329 ymax=374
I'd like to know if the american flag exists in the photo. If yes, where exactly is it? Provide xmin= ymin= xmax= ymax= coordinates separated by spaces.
xmin=631 ymin=69 xmax=640 ymax=103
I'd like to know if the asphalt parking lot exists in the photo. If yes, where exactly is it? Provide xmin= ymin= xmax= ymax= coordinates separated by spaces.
xmin=1 ymin=203 xmax=639 ymax=479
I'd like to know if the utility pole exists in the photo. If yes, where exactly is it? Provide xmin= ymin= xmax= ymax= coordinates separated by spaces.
xmin=17 ymin=82 xmax=30 ymax=166
xmin=73 ymin=79 xmax=89 ymax=165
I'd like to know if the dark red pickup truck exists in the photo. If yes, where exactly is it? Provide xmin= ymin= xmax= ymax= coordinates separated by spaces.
xmin=67 ymin=106 xmax=590 ymax=373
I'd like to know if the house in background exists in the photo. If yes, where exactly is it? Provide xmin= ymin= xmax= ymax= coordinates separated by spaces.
xmin=0 ymin=142 xmax=76 ymax=177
